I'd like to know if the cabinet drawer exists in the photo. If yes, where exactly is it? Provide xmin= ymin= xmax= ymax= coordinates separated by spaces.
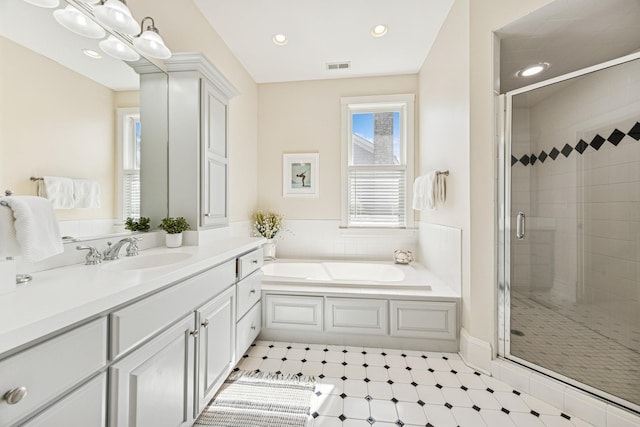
xmin=237 ymin=248 xmax=263 ymax=280
xmin=325 ymin=298 xmax=388 ymax=335
xmin=110 ymin=260 xmax=235 ymax=359
xmin=236 ymin=302 xmax=261 ymax=358
xmin=264 ymin=294 xmax=323 ymax=332
xmin=23 ymin=374 xmax=106 ymax=427
xmin=0 ymin=318 xmax=107 ymax=427
xmin=390 ymin=300 xmax=457 ymax=340
xmin=237 ymin=270 xmax=262 ymax=318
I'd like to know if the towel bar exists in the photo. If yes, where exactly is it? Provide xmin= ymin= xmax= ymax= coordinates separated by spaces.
xmin=436 ymin=170 xmax=449 ymax=176
xmin=30 ymin=177 xmax=44 ymax=181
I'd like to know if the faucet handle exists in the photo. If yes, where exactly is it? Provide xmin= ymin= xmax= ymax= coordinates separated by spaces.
xmin=126 ymin=237 xmax=141 ymax=257
xmin=76 ymin=246 xmax=102 ymax=265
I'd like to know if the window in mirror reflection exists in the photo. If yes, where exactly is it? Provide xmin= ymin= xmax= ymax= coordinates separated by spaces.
xmin=118 ymin=108 xmax=141 ymax=219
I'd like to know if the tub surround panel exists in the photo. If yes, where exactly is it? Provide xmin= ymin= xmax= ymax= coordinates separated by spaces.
xmin=273 ymin=219 xmax=418 ymax=262
xmin=417 ymin=222 xmax=462 ymax=295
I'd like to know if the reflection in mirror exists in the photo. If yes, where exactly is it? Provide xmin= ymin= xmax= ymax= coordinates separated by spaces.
xmin=0 ymin=0 xmax=168 ymax=242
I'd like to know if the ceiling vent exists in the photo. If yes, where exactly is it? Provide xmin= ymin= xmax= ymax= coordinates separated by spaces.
xmin=326 ymin=62 xmax=351 ymax=70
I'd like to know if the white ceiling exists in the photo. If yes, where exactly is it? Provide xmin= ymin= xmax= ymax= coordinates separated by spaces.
xmin=193 ymin=0 xmax=454 ymax=83
xmin=497 ymin=0 xmax=640 ymax=93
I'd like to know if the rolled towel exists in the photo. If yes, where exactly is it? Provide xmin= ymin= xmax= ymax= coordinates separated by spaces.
xmin=38 ymin=176 xmax=74 ymax=209
xmin=0 ymin=196 xmax=63 ymax=262
xmin=73 ymin=179 xmax=100 ymax=208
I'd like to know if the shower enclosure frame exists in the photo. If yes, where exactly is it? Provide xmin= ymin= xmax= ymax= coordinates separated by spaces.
xmin=497 ymin=51 xmax=640 ymax=413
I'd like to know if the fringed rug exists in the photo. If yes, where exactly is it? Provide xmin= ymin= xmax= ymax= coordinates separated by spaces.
xmin=194 ymin=370 xmax=316 ymax=427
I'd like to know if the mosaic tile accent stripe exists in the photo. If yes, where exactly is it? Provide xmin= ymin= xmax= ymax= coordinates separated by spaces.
xmin=511 ymin=121 xmax=640 ymax=167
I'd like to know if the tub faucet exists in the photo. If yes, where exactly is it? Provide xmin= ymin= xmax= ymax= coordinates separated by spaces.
xmin=103 ymin=237 xmax=140 ymax=261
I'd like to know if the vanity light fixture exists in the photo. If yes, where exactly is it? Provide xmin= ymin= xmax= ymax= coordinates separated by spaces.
xmin=272 ymin=34 xmax=288 ymax=46
xmin=22 ymin=0 xmax=59 ymax=8
xmin=133 ymin=17 xmax=172 ymax=59
xmin=99 ymin=35 xmax=140 ymax=61
xmin=93 ymin=0 xmax=139 ymax=35
xmin=517 ymin=62 xmax=549 ymax=77
xmin=53 ymin=5 xmax=106 ymax=39
xmin=371 ymin=24 xmax=388 ymax=38
xmin=83 ymin=49 xmax=102 ymax=59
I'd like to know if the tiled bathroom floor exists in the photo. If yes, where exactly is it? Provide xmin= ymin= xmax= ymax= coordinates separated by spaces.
xmin=511 ymin=292 xmax=640 ymax=405
xmin=236 ymin=340 xmax=593 ymax=427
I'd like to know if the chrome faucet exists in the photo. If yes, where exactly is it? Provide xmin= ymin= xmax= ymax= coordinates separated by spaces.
xmin=103 ymin=237 xmax=141 ymax=261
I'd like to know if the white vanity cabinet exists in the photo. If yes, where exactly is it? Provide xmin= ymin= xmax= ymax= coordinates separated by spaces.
xmin=195 ymin=286 xmax=235 ymax=416
xmin=165 ymin=53 xmax=238 ymax=230
xmin=235 ymin=249 xmax=264 ymax=357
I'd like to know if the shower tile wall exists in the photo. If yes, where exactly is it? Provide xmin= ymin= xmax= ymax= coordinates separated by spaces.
xmin=510 ymin=57 xmax=640 ymax=406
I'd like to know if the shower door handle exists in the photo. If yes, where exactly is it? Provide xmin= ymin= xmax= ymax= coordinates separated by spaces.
xmin=516 ymin=212 xmax=526 ymax=240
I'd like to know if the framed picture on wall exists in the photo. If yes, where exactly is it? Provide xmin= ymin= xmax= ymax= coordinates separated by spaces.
xmin=283 ymin=153 xmax=319 ymax=198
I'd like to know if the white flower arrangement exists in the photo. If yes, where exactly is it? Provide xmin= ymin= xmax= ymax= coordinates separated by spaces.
xmin=252 ymin=210 xmax=285 ymax=240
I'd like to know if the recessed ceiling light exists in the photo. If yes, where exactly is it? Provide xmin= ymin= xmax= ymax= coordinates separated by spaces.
xmin=83 ymin=49 xmax=102 ymax=59
xmin=272 ymin=34 xmax=288 ymax=46
xmin=371 ymin=24 xmax=388 ymax=38
xmin=517 ymin=62 xmax=549 ymax=77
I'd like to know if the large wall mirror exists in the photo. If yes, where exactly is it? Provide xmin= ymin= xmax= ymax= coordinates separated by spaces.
xmin=0 ymin=0 xmax=168 ymax=242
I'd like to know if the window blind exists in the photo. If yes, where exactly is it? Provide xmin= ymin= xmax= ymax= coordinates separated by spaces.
xmin=123 ymin=170 xmax=140 ymax=219
xmin=347 ymin=168 xmax=406 ymax=227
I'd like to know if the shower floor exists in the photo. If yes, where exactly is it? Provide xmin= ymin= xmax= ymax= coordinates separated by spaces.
xmin=510 ymin=292 xmax=640 ymax=406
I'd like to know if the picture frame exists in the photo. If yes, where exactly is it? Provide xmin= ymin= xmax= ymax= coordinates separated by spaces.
xmin=283 ymin=153 xmax=319 ymax=198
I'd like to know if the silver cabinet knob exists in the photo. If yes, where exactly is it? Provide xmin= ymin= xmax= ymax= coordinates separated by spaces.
xmin=201 ymin=320 xmax=209 ymax=328
xmin=204 ymin=213 xmax=212 ymax=217
xmin=249 ymin=289 xmax=256 ymax=294
xmin=4 ymin=387 xmax=27 ymax=405
xmin=190 ymin=330 xmax=199 ymax=338
xmin=250 ymin=325 xmax=256 ymax=330
xmin=252 ymin=259 xmax=258 ymax=264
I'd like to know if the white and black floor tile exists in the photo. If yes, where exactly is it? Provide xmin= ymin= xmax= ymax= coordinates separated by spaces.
xmin=235 ymin=340 xmax=594 ymax=427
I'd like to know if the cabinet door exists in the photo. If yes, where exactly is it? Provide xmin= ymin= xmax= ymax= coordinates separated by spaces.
xmin=195 ymin=287 xmax=235 ymax=416
xmin=109 ymin=315 xmax=195 ymax=427
xmin=201 ymin=80 xmax=228 ymax=228
xmin=23 ymin=374 xmax=106 ymax=427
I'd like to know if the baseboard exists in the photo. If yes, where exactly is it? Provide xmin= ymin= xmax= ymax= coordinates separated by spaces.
xmin=459 ymin=328 xmax=492 ymax=375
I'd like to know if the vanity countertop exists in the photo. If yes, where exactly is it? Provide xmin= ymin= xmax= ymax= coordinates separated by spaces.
xmin=0 ymin=237 xmax=264 ymax=356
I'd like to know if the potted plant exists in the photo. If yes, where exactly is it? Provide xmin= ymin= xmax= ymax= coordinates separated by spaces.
xmin=124 ymin=217 xmax=151 ymax=232
xmin=252 ymin=210 xmax=284 ymax=260
xmin=158 ymin=217 xmax=190 ymax=248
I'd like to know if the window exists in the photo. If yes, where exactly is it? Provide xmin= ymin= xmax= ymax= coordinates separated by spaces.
xmin=117 ymin=108 xmax=141 ymax=220
xmin=341 ymin=94 xmax=415 ymax=228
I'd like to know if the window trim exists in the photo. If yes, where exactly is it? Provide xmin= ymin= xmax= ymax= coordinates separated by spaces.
xmin=340 ymin=94 xmax=415 ymax=229
xmin=116 ymin=107 xmax=141 ymax=221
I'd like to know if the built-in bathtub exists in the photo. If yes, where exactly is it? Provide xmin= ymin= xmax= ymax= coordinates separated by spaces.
xmin=259 ymin=259 xmax=460 ymax=351
xmin=261 ymin=260 xmax=431 ymax=289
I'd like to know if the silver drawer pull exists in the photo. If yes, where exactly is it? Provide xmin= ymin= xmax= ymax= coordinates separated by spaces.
xmin=249 ymin=289 xmax=256 ymax=294
xmin=4 ymin=387 xmax=28 ymax=405
xmin=252 ymin=259 xmax=258 ymax=264
xmin=250 ymin=325 xmax=256 ymax=330
xmin=201 ymin=320 xmax=209 ymax=328
xmin=190 ymin=330 xmax=199 ymax=338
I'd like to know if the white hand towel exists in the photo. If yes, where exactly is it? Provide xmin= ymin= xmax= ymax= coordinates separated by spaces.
xmin=73 ymin=179 xmax=101 ymax=208
xmin=38 ymin=176 xmax=74 ymax=209
xmin=412 ymin=171 xmax=438 ymax=210
xmin=412 ymin=175 xmax=427 ymax=210
xmin=0 ymin=204 xmax=21 ymax=257
xmin=436 ymin=172 xmax=446 ymax=206
xmin=0 ymin=196 xmax=63 ymax=262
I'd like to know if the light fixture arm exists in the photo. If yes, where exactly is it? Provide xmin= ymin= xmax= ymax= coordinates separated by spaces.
xmin=138 ymin=16 xmax=159 ymax=36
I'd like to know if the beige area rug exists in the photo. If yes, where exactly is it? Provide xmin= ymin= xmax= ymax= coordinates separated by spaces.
xmin=194 ymin=370 xmax=316 ymax=427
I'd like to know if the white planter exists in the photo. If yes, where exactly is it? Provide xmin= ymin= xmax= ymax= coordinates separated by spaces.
xmin=165 ymin=233 xmax=183 ymax=248
xmin=263 ymin=239 xmax=277 ymax=260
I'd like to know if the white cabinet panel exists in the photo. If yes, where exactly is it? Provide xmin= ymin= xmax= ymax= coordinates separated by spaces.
xmin=109 ymin=315 xmax=195 ymax=427
xmin=0 ymin=318 xmax=107 ymax=427
xmin=110 ymin=261 xmax=235 ymax=359
xmin=265 ymin=295 xmax=323 ymax=331
xmin=237 ymin=270 xmax=262 ymax=318
xmin=325 ymin=298 xmax=387 ymax=335
xmin=236 ymin=302 xmax=261 ymax=358
xmin=196 ymin=287 xmax=235 ymax=416
xmin=390 ymin=300 xmax=457 ymax=340
xmin=23 ymin=374 xmax=106 ymax=427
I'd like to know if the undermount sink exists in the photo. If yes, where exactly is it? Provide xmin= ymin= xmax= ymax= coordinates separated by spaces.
xmin=101 ymin=252 xmax=193 ymax=271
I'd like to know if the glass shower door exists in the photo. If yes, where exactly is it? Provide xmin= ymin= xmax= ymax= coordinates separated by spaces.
xmin=502 ymin=56 xmax=640 ymax=410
